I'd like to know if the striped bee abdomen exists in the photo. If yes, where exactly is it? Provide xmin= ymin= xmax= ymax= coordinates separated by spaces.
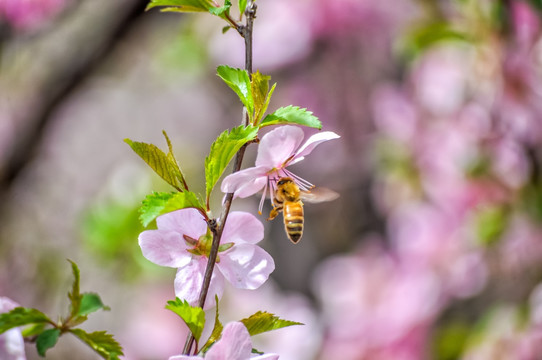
xmin=283 ymin=201 xmax=304 ymax=243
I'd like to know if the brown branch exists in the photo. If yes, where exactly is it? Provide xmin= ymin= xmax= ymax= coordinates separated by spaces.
xmin=182 ymin=1 xmax=257 ymax=355
xmin=0 ymin=0 xmax=148 ymax=197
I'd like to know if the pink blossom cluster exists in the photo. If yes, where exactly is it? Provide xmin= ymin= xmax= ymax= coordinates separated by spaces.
xmin=311 ymin=1 xmax=542 ymax=359
xmin=0 ymin=0 xmax=67 ymax=31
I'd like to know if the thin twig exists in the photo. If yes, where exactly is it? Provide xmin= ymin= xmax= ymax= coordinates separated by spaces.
xmin=182 ymin=1 xmax=257 ymax=355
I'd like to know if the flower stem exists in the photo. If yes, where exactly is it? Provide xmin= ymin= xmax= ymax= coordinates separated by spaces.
xmin=182 ymin=2 xmax=257 ymax=355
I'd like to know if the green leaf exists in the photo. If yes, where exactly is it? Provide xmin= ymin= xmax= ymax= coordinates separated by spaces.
xmin=139 ymin=191 xmax=205 ymax=227
xmin=209 ymin=0 xmax=231 ymax=17
xmin=251 ymin=71 xmax=274 ymax=123
xmin=78 ymin=293 xmax=110 ymax=316
xmin=68 ymin=260 xmax=82 ymax=318
xmin=261 ymin=83 xmax=276 ymax=123
xmin=21 ymin=323 xmax=47 ymax=337
xmin=401 ymin=22 xmax=470 ymax=57
xmin=36 ymin=328 xmax=60 ymax=356
xmin=146 ymin=0 xmax=213 ymax=12
xmin=70 ymin=329 xmax=124 ymax=360
xmin=238 ymin=0 xmax=247 ymax=14
xmin=165 ymin=298 xmax=205 ymax=342
xmin=431 ymin=320 xmax=470 ymax=360
xmin=216 ymin=65 xmax=254 ymax=119
xmin=200 ymin=295 xmax=223 ymax=353
xmin=205 ymin=125 xmax=258 ymax=203
xmin=125 ymin=136 xmax=186 ymax=192
xmin=475 ymin=206 xmax=509 ymax=246
xmin=260 ymin=105 xmax=322 ymax=129
xmin=240 ymin=311 xmax=303 ymax=337
xmin=0 ymin=308 xmax=51 ymax=334
xmin=163 ymin=130 xmax=188 ymax=191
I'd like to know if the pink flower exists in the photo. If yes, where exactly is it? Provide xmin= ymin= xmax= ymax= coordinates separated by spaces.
xmin=0 ymin=0 xmax=66 ymax=31
xmin=169 ymin=322 xmax=279 ymax=360
xmin=139 ymin=209 xmax=275 ymax=309
xmin=0 ymin=297 xmax=25 ymax=360
xmin=221 ymin=125 xmax=339 ymax=212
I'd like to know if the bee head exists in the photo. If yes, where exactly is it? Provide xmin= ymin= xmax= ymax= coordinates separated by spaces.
xmin=277 ymin=177 xmax=294 ymax=186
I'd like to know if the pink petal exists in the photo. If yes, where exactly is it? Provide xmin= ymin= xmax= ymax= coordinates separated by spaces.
xmin=0 ymin=297 xmax=18 ymax=313
xmin=253 ymin=355 xmax=280 ymax=360
xmin=157 ymin=209 xmax=207 ymax=239
xmin=205 ymin=322 xmax=252 ymax=360
xmin=222 ymin=212 xmax=264 ymax=245
xmin=221 ymin=166 xmax=268 ymax=198
xmin=169 ymin=356 xmax=200 ymax=360
xmin=217 ymin=244 xmax=275 ymax=289
xmin=174 ymin=258 xmax=225 ymax=310
xmin=292 ymin=131 xmax=340 ymax=162
xmin=139 ymin=230 xmax=192 ymax=268
xmin=255 ymin=126 xmax=304 ymax=168
xmin=0 ymin=329 xmax=25 ymax=360
xmin=0 ymin=297 xmax=25 ymax=360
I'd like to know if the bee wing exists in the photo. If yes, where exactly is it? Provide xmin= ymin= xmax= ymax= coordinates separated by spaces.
xmin=300 ymin=187 xmax=340 ymax=203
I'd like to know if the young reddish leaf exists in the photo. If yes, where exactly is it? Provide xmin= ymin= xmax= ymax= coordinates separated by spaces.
xmin=165 ymin=298 xmax=206 ymax=342
xmin=67 ymin=260 xmax=82 ymax=318
xmin=251 ymin=71 xmax=273 ymax=124
xmin=209 ymin=0 xmax=231 ymax=17
xmin=70 ymin=329 xmax=124 ymax=360
xmin=36 ymin=328 xmax=60 ymax=356
xmin=240 ymin=311 xmax=303 ymax=337
xmin=259 ymin=105 xmax=322 ymax=130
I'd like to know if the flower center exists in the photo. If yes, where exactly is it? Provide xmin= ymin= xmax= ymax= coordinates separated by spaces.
xmin=184 ymin=232 xmax=234 ymax=260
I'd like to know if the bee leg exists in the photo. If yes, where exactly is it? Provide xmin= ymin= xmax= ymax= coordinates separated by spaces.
xmin=267 ymin=205 xmax=282 ymax=221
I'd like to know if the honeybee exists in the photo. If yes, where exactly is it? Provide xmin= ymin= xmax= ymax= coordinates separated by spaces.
xmin=267 ymin=177 xmax=339 ymax=243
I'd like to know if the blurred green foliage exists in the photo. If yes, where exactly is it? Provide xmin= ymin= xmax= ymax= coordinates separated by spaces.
xmin=81 ymin=199 xmax=148 ymax=281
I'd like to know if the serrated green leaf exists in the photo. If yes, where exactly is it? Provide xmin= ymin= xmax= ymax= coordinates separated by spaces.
xmin=209 ymin=0 xmax=231 ymax=17
xmin=70 ymin=329 xmax=124 ymax=360
xmin=240 ymin=311 xmax=303 ymax=337
xmin=0 ymin=308 xmax=51 ymax=334
xmin=205 ymin=125 xmax=258 ymax=203
xmin=222 ymin=25 xmax=232 ymax=33
xmin=125 ymin=138 xmax=186 ymax=192
xmin=78 ymin=293 xmax=109 ymax=316
xmin=260 ymin=105 xmax=322 ymax=129
xmin=36 ymin=328 xmax=60 ymax=356
xmin=68 ymin=260 xmax=82 ymax=318
xmin=200 ymin=295 xmax=223 ymax=354
xmin=166 ymin=298 xmax=205 ymax=342
xmin=163 ymin=130 xmax=188 ymax=191
xmin=146 ymin=0 xmax=213 ymax=12
xmin=238 ymin=0 xmax=247 ymax=14
xmin=251 ymin=71 xmax=272 ymax=123
xmin=139 ymin=191 xmax=205 ymax=227
xmin=216 ymin=65 xmax=254 ymax=119
xmin=139 ymin=192 xmax=175 ymax=226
